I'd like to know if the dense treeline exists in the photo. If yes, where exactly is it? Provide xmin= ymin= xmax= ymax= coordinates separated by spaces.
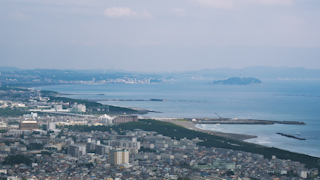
xmin=2 ymin=155 xmax=32 ymax=166
xmin=40 ymin=90 xmax=58 ymax=95
xmin=0 ymin=86 xmax=28 ymax=91
xmin=0 ymin=107 xmax=27 ymax=117
xmin=139 ymin=146 xmax=156 ymax=153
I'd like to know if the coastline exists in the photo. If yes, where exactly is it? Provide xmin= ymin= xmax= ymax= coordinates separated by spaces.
xmin=32 ymin=84 xmax=319 ymax=158
xmin=161 ymin=119 xmax=257 ymax=141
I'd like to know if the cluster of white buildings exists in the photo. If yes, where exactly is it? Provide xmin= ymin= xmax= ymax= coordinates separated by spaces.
xmin=29 ymin=103 xmax=86 ymax=113
xmin=98 ymin=114 xmax=114 ymax=125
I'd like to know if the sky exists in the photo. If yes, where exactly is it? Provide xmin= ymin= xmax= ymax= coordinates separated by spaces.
xmin=1 ymin=0 xmax=320 ymax=72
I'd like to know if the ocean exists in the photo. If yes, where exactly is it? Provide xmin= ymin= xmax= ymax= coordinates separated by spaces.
xmin=34 ymin=79 xmax=320 ymax=157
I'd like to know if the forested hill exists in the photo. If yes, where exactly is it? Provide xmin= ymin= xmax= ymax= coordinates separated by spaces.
xmin=212 ymin=77 xmax=261 ymax=85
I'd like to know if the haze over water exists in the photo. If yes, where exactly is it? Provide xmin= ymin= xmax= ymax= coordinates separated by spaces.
xmin=35 ymin=79 xmax=320 ymax=157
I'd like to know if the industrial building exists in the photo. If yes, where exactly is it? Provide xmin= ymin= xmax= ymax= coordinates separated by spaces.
xmin=113 ymin=115 xmax=138 ymax=125
xmin=19 ymin=121 xmax=39 ymax=130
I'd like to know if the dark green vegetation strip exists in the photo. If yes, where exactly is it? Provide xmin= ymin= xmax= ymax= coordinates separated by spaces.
xmin=0 ymin=108 xmax=27 ymax=117
xmin=0 ymin=86 xmax=28 ymax=91
xmin=2 ymin=155 xmax=32 ymax=166
xmin=65 ymin=119 xmax=320 ymax=169
xmin=40 ymin=90 xmax=58 ymax=95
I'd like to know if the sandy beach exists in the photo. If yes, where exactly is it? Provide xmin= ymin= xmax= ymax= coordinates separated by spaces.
xmin=161 ymin=119 xmax=257 ymax=141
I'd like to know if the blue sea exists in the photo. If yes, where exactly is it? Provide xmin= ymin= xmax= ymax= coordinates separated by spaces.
xmin=35 ymin=79 xmax=320 ymax=157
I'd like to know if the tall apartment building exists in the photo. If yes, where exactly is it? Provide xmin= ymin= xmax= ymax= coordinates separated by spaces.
xmin=95 ymin=144 xmax=112 ymax=155
xmin=19 ymin=121 xmax=39 ymax=130
xmin=113 ymin=115 xmax=138 ymax=125
xmin=108 ymin=149 xmax=129 ymax=166
xmin=68 ymin=145 xmax=86 ymax=157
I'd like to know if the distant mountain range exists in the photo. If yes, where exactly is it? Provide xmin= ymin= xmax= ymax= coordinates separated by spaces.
xmin=0 ymin=66 xmax=319 ymax=86
xmin=0 ymin=66 xmax=22 ymax=71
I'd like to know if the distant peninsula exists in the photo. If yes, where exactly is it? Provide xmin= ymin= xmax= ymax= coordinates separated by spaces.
xmin=212 ymin=77 xmax=261 ymax=85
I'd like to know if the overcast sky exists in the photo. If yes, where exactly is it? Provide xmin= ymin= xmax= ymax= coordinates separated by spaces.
xmin=1 ymin=0 xmax=320 ymax=72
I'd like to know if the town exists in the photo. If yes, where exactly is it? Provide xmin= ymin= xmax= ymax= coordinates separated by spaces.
xmin=0 ymin=69 xmax=165 ymax=87
xmin=0 ymin=87 xmax=319 ymax=180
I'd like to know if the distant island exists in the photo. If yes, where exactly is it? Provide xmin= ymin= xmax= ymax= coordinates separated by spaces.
xmin=212 ymin=77 xmax=261 ymax=85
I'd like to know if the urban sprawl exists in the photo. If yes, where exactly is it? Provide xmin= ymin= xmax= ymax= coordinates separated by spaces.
xmin=0 ymin=87 xmax=319 ymax=180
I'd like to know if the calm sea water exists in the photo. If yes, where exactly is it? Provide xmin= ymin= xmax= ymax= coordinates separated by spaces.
xmin=35 ymin=80 xmax=320 ymax=157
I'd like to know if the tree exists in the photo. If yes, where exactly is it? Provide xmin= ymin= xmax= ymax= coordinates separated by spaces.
xmin=2 ymin=155 xmax=32 ymax=166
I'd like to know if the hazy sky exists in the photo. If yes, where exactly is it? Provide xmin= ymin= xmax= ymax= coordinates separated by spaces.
xmin=1 ymin=0 xmax=320 ymax=71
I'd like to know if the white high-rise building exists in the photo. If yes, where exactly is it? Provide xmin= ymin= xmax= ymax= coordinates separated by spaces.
xmin=98 ymin=114 xmax=114 ymax=125
xmin=70 ymin=103 xmax=86 ymax=113
xmin=54 ymin=105 xmax=63 ymax=111
xmin=108 ymin=149 xmax=129 ymax=166
xmin=47 ymin=122 xmax=56 ymax=131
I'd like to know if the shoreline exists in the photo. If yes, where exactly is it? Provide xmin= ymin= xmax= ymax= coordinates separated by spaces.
xmin=160 ymin=119 xmax=257 ymax=141
xmin=32 ymin=85 xmax=319 ymax=158
xmin=154 ymin=118 xmax=320 ymax=158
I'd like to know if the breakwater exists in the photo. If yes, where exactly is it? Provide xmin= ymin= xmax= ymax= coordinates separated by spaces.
xmin=276 ymin=133 xmax=306 ymax=140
